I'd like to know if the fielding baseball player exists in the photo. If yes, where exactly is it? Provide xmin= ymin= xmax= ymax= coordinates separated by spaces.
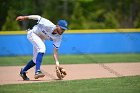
xmin=16 ymin=15 xmax=68 ymax=80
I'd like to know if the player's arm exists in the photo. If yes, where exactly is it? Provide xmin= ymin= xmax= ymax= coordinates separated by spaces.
xmin=53 ymin=47 xmax=60 ymax=67
xmin=16 ymin=15 xmax=41 ymax=21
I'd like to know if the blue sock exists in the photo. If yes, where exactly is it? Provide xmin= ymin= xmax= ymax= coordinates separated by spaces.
xmin=22 ymin=60 xmax=35 ymax=73
xmin=36 ymin=52 xmax=44 ymax=73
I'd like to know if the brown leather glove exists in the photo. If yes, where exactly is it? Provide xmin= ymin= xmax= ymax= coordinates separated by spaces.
xmin=56 ymin=66 xmax=67 ymax=79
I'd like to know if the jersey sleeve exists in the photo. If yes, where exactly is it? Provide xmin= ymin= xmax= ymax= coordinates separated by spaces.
xmin=27 ymin=15 xmax=55 ymax=27
xmin=27 ymin=15 xmax=41 ymax=20
xmin=53 ymin=37 xmax=62 ymax=49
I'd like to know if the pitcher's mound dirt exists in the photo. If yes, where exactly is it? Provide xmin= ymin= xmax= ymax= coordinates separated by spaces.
xmin=0 ymin=63 xmax=140 ymax=85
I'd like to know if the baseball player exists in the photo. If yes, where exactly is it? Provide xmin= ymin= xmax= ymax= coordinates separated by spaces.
xmin=16 ymin=15 xmax=68 ymax=80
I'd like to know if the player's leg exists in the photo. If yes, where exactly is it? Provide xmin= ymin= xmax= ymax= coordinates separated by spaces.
xmin=27 ymin=31 xmax=46 ymax=79
xmin=20 ymin=38 xmax=36 ymax=80
xmin=32 ymin=46 xmax=45 ymax=79
xmin=20 ymin=60 xmax=35 ymax=80
xmin=20 ymin=33 xmax=36 ymax=80
xmin=21 ymin=55 xmax=36 ymax=74
xmin=34 ymin=52 xmax=45 ymax=79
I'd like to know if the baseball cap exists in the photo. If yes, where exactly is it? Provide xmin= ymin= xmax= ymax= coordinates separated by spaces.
xmin=57 ymin=20 xmax=68 ymax=30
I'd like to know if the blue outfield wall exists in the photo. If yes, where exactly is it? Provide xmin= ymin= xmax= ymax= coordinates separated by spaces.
xmin=0 ymin=32 xmax=140 ymax=56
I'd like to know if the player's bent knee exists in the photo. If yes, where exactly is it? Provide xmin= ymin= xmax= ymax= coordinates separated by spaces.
xmin=38 ymin=48 xmax=46 ymax=54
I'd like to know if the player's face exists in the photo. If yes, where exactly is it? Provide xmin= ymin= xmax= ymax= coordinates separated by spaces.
xmin=56 ymin=26 xmax=65 ymax=35
xmin=53 ymin=25 xmax=65 ymax=35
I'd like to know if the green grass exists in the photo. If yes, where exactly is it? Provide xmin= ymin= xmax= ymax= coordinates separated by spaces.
xmin=0 ymin=54 xmax=140 ymax=66
xmin=0 ymin=76 xmax=140 ymax=93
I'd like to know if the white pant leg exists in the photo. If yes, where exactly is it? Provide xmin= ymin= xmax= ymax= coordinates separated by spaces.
xmin=27 ymin=30 xmax=46 ymax=63
xmin=32 ymin=46 xmax=38 ymax=63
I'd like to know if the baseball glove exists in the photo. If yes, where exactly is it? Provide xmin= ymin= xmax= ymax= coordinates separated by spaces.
xmin=56 ymin=66 xmax=67 ymax=79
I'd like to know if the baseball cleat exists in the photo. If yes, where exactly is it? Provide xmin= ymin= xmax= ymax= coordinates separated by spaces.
xmin=34 ymin=70 xmax=45 ymax=79
xmin=20 ymin=69 xmax=30 ymax=81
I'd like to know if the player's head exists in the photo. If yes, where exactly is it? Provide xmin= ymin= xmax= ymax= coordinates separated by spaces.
xmin=57 ymin=20 xmax=68 ymax=31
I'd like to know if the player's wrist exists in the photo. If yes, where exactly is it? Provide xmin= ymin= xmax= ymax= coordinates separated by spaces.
xmin=56 ymin=61 xmax=59 ymax=66
xmin=24 ymin=16 xmax=28 ymax=20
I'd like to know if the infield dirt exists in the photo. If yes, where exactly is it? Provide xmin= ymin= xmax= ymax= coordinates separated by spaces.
xmin=0 ymin=63 xmax=140 ymax=85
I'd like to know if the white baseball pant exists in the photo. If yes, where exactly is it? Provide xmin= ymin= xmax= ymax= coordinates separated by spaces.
xmin=27 ymin=30 xmax=46 ymax=63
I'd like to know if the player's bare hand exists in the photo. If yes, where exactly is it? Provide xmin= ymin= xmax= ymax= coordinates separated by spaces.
xmin=16 ymin=16 xmax=27 ymax=21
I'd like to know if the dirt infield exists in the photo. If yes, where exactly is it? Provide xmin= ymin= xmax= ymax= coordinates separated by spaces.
xmin=0 ymin=63 xmax=140 ymax=85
